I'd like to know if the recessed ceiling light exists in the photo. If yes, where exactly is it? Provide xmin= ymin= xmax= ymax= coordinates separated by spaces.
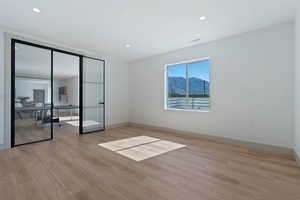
xmin=200 ymin=16 xmax=206 ymax=21
xmin=33 ymin=8 xmax=41 ymax=13
xmin=125 ymin=44 xmax=131 ymax=48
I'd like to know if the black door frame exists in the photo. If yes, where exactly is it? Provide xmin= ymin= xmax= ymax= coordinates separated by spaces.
xmin=11 ymin=38 xmax=105 ymax=147
xmin=80 ymin=56 xmax=106 ymax=134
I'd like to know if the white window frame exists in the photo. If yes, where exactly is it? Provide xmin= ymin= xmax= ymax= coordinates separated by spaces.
xmin=164 ymin=57 xmax=211 ymax=112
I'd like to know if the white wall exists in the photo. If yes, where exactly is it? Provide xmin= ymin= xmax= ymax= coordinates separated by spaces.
xmin=0 ymin=28 xmax=4 ymax=147
xmin=0 ymin=29 xmax=129 ymax=149
xmin=15 ymin=78 xmax=51 ymax=103
xmin=53 ymin=77 xmax=79 ymax=106
xmin=0 ymin=23 xmax=294 ymax=149
xmin=295 ymin=10 xmax=300 ymax=157
xmin=66 ymin=77 xmax=79 ymax=106
xmin=54 ymin=79 xmax=66 ymax=105
xmin=105 ymin=57 xmax=129 ymax=126
xmin=129 ymin=22 xmax=294 ymax=148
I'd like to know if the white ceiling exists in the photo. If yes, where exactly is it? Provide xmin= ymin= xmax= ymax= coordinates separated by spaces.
xmin=0 ymin=0 xmax=298 ymax=62
xmin=16 ymin=43 xmax=79 ymax=79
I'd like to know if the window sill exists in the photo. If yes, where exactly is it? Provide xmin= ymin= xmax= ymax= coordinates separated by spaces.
xmin=164 ymin=108 xmax=210 ymax=113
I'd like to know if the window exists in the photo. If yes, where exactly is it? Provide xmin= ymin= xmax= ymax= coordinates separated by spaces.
xmin=165 ymin=58 xmax=210 ymax=111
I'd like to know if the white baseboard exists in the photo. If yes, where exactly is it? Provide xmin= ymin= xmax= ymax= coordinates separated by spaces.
xmin=106 ymin=122 xmax=129 ymax=130
xmin=128 ymin=122 xmax=294 ymax=156
xmin=295 ymin=151 xmax=300 ymax=167
xmin=2 ymin=120 xmax=295 ymax=159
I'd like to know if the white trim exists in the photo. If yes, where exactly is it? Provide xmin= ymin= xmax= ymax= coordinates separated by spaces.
xmin=164 ymin=108 xmax=210 ymax=113
xmin=165 ymin=57 xmax=210 ymax=67
xmin=295 ymin=151 xmax=300 ymax=167
xmin=106 ymin=122 xmax=129 ymax=129
xmin=4 ymin=33 xmax=11 ymax=149
xmin=164 ymin=64 xmax=168 ymax=110
xmin=129 ymin=122 xmax=294 ymax=156
xmin=163 ymin=57 xmax=211 ymax=112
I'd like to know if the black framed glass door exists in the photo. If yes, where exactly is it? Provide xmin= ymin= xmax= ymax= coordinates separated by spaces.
xmin=80 ymin=57 xmax=105 ymax=133
xmin=11 ymin=39 xmax=105 ymax=147
xmin=11 ymin=40 xmax=53 ymax=146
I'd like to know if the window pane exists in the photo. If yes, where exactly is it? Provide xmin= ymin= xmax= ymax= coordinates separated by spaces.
xmin=167 ymin=64 xmax=186 ymax=109
xmin=166 ymin=60 xmax=210 ymax=111
xmin=187 ymin=60 xmax=210 ymax=110
xmin=167 ymin=64 xmax=186 ymax=97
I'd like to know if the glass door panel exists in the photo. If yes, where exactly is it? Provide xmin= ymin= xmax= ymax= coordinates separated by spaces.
xmin=13 ymin=42 xmax=52 ymax=146
xmin=82 ymin=57 xmax=104 ymax=133
xmin=53 ymin=51 xmax=80 ymax=138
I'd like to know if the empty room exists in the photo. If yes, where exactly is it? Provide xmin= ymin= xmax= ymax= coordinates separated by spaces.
xmin=0 ymin=0 xmax=300 ymax=200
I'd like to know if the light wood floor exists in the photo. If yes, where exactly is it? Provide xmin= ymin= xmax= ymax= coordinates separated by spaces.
xmin=1 ymin=126 xmax=300 ymax=200
xmin=15 ymin=119 xmax=78 ymax=145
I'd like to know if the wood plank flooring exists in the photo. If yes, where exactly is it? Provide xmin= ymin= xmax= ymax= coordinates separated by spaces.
xmin=15 ymin=119 xmax=78 ymax=145
xmin=1 ymin=126 xmax=300 ymax=200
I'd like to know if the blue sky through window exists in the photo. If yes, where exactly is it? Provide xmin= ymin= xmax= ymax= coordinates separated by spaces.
xmin=168 ymin=60 xmax=210 ymax=81
xmin=168 ymin=64 xmax=185 ymax=78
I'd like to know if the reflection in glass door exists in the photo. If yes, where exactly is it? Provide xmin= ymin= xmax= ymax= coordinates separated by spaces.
xmin=81 ymin=57 xmax=105 ymax=133
xmin=12 ymin=41 xmax=53 ymax=146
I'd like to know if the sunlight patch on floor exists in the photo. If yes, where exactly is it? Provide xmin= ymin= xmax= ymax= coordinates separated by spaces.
xmin=98 ymin=136 xmax=186 ymax=161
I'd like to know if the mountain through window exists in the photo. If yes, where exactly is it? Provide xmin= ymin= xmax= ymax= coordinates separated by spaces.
xmin=165 ymin=59 xmax=210 ymax=111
